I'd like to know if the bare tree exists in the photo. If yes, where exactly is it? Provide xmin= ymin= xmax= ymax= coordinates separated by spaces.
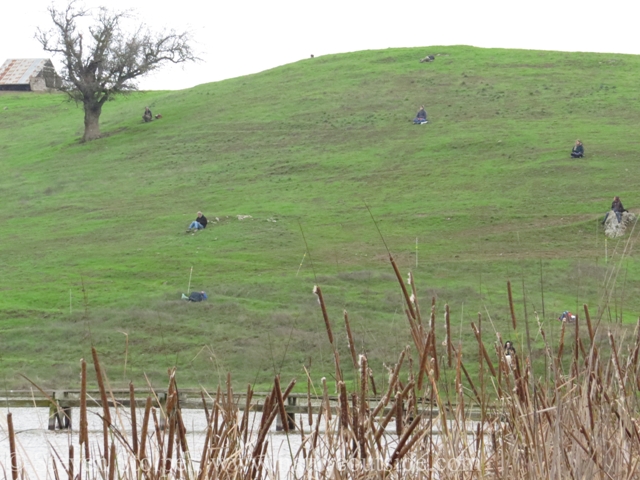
xmin=36 ymin=1 xmax=196 ymax=142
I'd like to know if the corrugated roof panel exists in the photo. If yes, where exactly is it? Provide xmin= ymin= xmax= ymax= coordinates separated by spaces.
xmin=0 ymin=59 xmax=50 ymax=85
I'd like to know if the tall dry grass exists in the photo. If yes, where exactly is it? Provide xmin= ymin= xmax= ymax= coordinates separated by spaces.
xmin=4 ymin=256 xmax=640 ymax=479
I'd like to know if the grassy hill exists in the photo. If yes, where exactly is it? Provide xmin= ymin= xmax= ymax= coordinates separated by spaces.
xmin=1 ymin=45 xmax=639 ymax=391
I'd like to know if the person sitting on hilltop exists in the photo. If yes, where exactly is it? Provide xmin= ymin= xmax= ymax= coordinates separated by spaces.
xmin=187 ymin=211 xmax=208 ymax=232
xmin=570 ymin=139 xmax=584 ymax=158
xmin=413 ymin=105 xmax=428 ymax=124
xmin=602 ymin=196 xmax=627 ymax=224
xmin=142 ymin=106 xmax=153 ymax=123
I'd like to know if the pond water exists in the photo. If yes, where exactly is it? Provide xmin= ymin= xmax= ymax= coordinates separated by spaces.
xmin=0 ymin=407 xmax=306 ymax=478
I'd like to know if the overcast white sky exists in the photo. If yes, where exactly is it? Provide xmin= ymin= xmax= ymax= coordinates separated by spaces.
xmin=1 ymin=0 xmax=637 ymax=91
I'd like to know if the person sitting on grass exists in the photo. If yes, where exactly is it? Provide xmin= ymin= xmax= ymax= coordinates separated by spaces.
xmin=143 ymin=106 xmax=153 ymax=123
xmin=413 ymin=105 xmax=428 ymax=124
xmin=182 ymin=291 xmax=208 ymax=302
xmin=602 ymin=196 xmax=627 ymax=224
xmin=187 ymin=211 xmax=208 ymax=232
xmin=570 ymin=139 xmax=584 ymax=158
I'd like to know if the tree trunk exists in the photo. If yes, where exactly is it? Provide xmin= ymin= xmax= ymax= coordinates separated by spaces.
xmin=82 ymin=100 xmax=103 ymax=142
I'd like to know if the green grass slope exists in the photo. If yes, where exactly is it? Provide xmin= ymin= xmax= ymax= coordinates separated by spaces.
xmin=1 ymin=46 xmax=639 ymax=390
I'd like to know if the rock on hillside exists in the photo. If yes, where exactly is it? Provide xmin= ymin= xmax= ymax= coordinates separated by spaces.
xmin=604 ymin=211 xmax=636 ymax=238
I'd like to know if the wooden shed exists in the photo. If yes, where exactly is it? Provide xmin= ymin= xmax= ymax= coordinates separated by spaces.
xmin=0 ymin=58 xmax=63 ymax=91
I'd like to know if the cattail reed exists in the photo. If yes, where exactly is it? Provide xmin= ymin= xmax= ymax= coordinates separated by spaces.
xmin=67 ymin=445 xmax=73 ymax=480
xmin=274 ymin=375 xmax=290 ymax=433
xmin=313 ymin=285 xmax=334 ymax=345
xmin=344 ymin=310 xmax=358 ymax=371
xmin=138 ymin=396 xmax=152 ymax=472
xmin=129 ymin=382 xmax=138 ymax=458
xmin=389 ymin=254 xmax=416 ymax=320
xmin=445 ymin=303 xmax=453 ymax=367
xmin=91 ymin=346 xmax=111 ymax=464
xmin=7 ymin=413 xmax=18 ymax=480
xmin=79 ymin=358 xmax=89 ymax=461
xmin=508 ymin=280 xmax=517 ymax=330
xmin=305 ymin=368 xmax=313 ymax=427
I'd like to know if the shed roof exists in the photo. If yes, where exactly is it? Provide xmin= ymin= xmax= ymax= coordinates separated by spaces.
xmin=0 ymin=59 xmax=54 ymax=85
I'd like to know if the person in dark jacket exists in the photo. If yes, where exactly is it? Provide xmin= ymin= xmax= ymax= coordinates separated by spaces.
xmin=143 ymin=106 xmax=153 ymax=122
xmin=413 ymin=106 xmax=428 ymax=124
xmin=181 ymin=291 xmax=208 ymax=302
xmin=571 ymin=139 xmax=584 ymax=158
xmin=187 ymin=211 xmax=208 ymax=232
xmin=602 ymin=196 xmax=627 ymax=224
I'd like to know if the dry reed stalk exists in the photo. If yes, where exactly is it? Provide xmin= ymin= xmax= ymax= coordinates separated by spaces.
xmin=408 ymin=272 xmax=422 ymax=325
xmin=450 ymin=343 xmax=481 ymax=404
xmin=298 ymin=414 xmax=307 ymax=461
xmin=241 ymin=383 xmax=253 ymax=444
xmin=508 ymin=280 xmax=517 ymax=330
xmin=374 ymin=399 xmax=399 ymax=443
xmin=200 ymin=390 xmax=210 ymax=424
xmin=445 ymin=303 xmax=453 ymax=368
xmin=68 ymin=445 xmax=73 ymax=480
xmin=164 ymin=411 xmax=176 ymax=474
xmin=176 ymin=409 xmax=190 ymax=468
xmin=574 ymin=314 xmax=580 ymax=369
xmin=608 ymin=331 xmax=626 ymax=391
xmin=91 ymin=346 xmax=112 ymax=464
xmin=350 ymin=392 xmax=360 ymax=447
xmin=584 ymin=304 xmax=595 ymax=342
xmin=628 ymin=318 xmax=640 ymax=375
xmin=196 ymin=425 xmax=212 ymax=480
xmin=108 ymin=442 xmax=116 ymax=480
xmin=80 ymin=358 xmax=89 ymax=461
xmin=312 ymin=406 xmax=323 ymax=449
xmin=321 ymin=377 xmax=332 ymax=421
xmin=369 ymin=369 xmax=378 ymax=396
xmin=455 ymin=344 xmax=465 ymax=414
xmin=389 ymin=413 xmax=424 ymax=467
xmin=138 ymin=397 xmax=152 ymax=474
xmin=7 ymin=413 xmax=18 ymax=480
xmin=395 ymin=392 xmax=403 ymax=437
xmin=471 ymin=322 xmax=497 ymax=377
xmin=313 ymin=285 xmax=334 ymax=344
xmin=338 ymin=381 xmax=350 ymax=431
xmin=252 ymin=377 xmax=297 ymax=477
xmin=359 ymin=355 xmax=368 ymax=416
xmin=51 ymin=457 xmax=60 ymax=480
xmin=389 ymin=254 xmax=416 ymax=320
xmin=274 ymin=375 xmax=290 ymax=434
xmin=371 ymin=349 xmax=406 ymax=418
xmin=429 ymin=302 xmax=435 ymax=333
xmin=251 ymin=408 xmax=278 ymax=477
xmin=429 ymin=327 xmax=440 ymax=381
xmin=314 ymin=285 xmax=343 ymax=383
xmin=129 ymin=382 xmax=138 ymax=458
xmin=417 ymin=333 xmax=430 ymax=391
xmin=304 ymin=367 xmax=313 ymax=427
xmin=213 ymin=385 xmax=221 ymax=438
xmin=343 ymin=310 xmax=359 ymax=371
xmin=226 ymin=372 xmax=233 ymax=412
xmin=152 ymin=408 xmax=164 ymax=474
xmin=557 ymin=321 xmax=566 ymax=369
xmin=405 ymin=308 xmax=423 ymax=355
